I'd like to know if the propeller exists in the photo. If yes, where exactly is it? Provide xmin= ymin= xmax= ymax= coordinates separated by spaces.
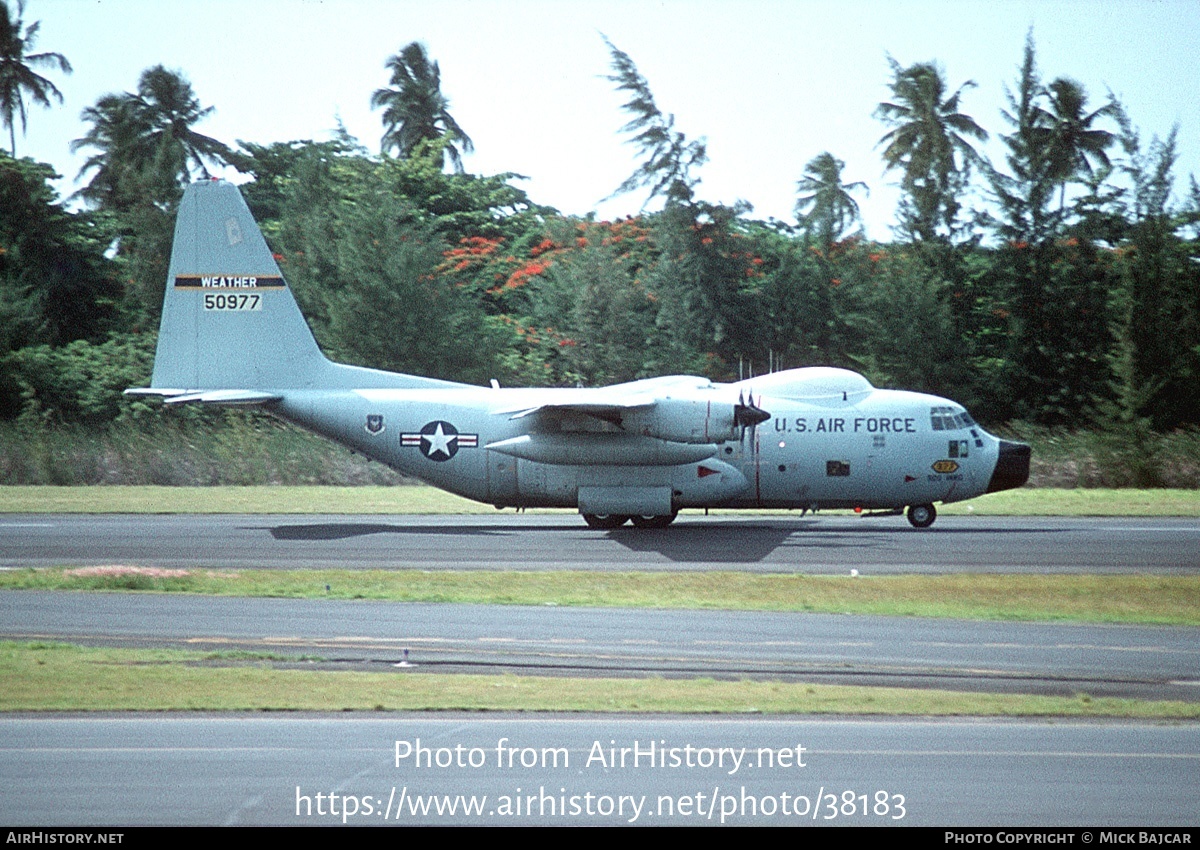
xmin=734 ymin=390 xmax=770 ymax=428
xmin=734 ymin=389 xmax=770 ymax=449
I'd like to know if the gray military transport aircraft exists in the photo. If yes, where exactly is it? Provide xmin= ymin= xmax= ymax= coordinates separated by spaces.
xmin=127 ymin=180 xmax=1030 ymax=529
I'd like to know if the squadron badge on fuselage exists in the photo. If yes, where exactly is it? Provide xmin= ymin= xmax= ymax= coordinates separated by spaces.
xmin=401 ymin=421 xmax=478 ymax=461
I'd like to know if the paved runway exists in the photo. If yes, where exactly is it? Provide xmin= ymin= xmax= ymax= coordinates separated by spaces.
xmin=2 ymin=715 xmax=1197 ymax=825
xmin=4 ymin=590 xmax=1199 ymax=700
xmin=3 ymin=513 xmax=1200 ymax=573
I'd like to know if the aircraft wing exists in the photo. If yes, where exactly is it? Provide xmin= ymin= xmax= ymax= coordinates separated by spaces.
xmin=498 ymin=394 xmax=657 ymax=422
xmin=492 ymin=382 xmax=761 ymax=446
xmin=494 ymin=376 xmax=713 ymax=421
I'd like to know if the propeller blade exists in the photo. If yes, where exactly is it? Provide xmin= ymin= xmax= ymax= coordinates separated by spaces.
xmin=733 ymin=394 xmax=770 ymax=428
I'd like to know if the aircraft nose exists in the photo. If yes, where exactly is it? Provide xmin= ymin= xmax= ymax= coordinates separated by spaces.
xmin=986 ymin=440 xmax=1032 ymax=493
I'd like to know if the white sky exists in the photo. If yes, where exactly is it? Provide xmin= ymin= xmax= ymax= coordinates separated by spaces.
xmin=14 ymin=0 xmax=1200 ymax=240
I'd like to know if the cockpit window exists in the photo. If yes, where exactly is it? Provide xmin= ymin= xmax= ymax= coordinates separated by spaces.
xmin=931 ymin=406 xmax=975 ymax=430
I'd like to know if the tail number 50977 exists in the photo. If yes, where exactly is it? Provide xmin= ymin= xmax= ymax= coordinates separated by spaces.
xmin=203 ymin=292 xmax=262 ymax=311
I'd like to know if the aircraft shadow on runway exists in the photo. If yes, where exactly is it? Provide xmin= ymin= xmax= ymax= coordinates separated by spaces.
xmin=262 ymin=522 xmax=513 ymax=541
xmin=609 ymin=526 xmax=878 ymax=562
xmin=253 ymin=519 xmax=1062 ymax=563
xmin=262 ymin=520 xmax=803 ymax=561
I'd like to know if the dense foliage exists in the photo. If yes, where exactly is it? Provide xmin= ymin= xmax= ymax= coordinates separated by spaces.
xmin=2 ymin=27 xmax=1199 ymax=483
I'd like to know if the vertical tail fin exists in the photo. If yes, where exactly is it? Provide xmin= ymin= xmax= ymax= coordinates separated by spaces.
xmin=133 ymin=178 xmax=468 ymax=400
xmin=148 ymin=179 xmax=327 ymax=391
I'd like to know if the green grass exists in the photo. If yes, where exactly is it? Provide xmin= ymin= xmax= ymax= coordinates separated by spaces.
xmin=2 ymin=484 xmax=1200 ymax=515
xmin=938 ymin=488 xmax=1200 ymax=516
xmin=3 ymin=569 xmax=1197 ymax=625
xmin=3 ymin=642 xmax=1195 ymax=717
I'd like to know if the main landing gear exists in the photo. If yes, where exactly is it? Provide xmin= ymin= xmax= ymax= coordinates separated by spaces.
xmin=582 ymin=514 xmax=628 ymax=529
xmin=906 ymin=503 xmax=937 ymax=529
xmin=631 ymin=513 xmax=677 ymax=529
xmin=582 ymin=512 xmax=678 ymax=529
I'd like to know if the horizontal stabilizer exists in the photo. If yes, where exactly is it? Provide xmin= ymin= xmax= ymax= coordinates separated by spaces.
xmin=124 ymin=388 xmax=281 ymax=406
xmin=124 ymin=388 xmax=188 ymax=398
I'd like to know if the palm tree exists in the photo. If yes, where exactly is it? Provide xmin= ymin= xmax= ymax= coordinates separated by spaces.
xmin=875 ymin=58 xmax=988 ymax=241
xmin=1038 ymin=77 xmax=1117 ymax=209
xmin=0 ymin=0 xmax=71 ymax=155
xmin=72 ymin=65 xmax=230 ymax=207
xmin=794 ymin=152 xmax=868 ymax=245
xmin=133 ymin=65 xmax=230 ymax=180
xmin=991 ymin=31 xmax=1059 ymax=244
xmin=72 ymin=94 xmax=137 ymax=207
xmin=371 ymin=42 xmax=472 ymax=171
xmin=603 ymin=35 xmax=706 ymax=207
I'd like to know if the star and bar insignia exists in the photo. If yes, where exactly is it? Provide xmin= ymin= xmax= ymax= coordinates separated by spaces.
xmin=401 ymin=420 xmax=478 ymax=461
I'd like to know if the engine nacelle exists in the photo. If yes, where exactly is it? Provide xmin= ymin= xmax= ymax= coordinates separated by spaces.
xmin=620 ymin=398 xmax=739 ymax=444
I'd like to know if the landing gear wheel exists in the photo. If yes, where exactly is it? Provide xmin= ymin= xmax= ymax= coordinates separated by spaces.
xmin=906 ymin=503 xmax=937 ymax=529
xmin=631 ymin=512 xmax=678 ymax=529
xmin=582 ymin=514 xmax=631 ymax=529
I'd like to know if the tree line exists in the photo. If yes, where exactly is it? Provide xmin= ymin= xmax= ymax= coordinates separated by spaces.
xmin=1 ymin=3 xmax=1198 ymax=441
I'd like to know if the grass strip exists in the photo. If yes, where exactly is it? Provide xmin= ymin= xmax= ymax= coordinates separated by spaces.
xmin=3 ymin=569 xmax=1197 ymax=625
xmin=938 ymin=488 xmax=1200 ymax=517
xmin=3 ymin=642 xmax=1195 ymax=717
xmin=2 ymin=485 xmax=1200 ymax=515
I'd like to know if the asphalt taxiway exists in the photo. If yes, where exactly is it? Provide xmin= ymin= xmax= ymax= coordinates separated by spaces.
xmin=4 ymin=590 xmax=1199 ymax=701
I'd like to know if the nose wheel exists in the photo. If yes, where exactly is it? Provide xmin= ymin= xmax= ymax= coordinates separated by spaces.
xmin=906 ymin=503 xmax=937 ymax=528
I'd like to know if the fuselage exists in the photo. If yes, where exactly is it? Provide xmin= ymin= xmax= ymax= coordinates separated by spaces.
xmin=272 ymin=367 xmax=1029 ymax=514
